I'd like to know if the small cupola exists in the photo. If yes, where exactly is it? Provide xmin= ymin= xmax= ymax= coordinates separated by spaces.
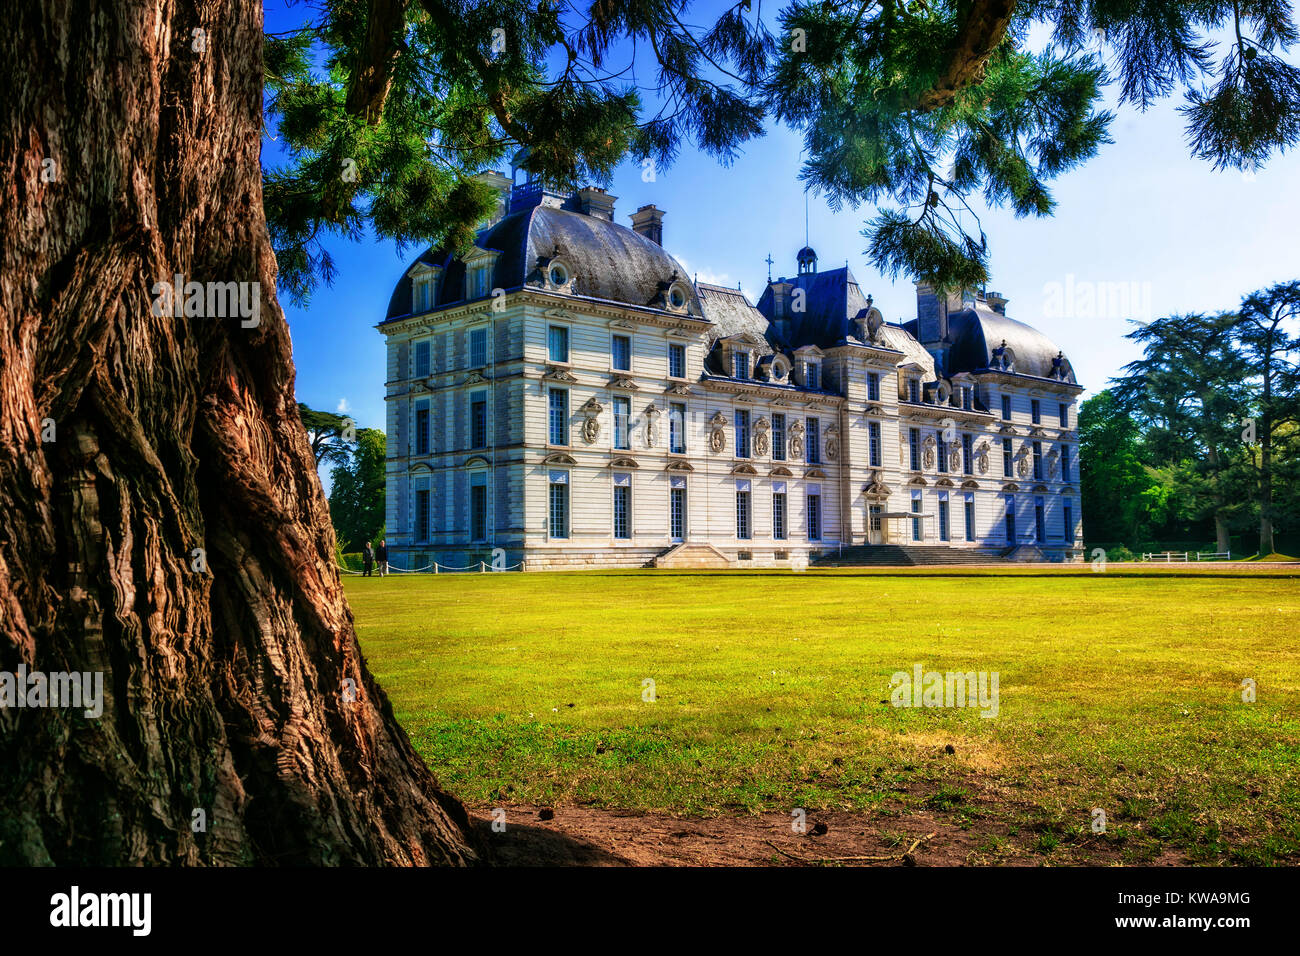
xmin=797 ymin=246 xmax=817 ymax=275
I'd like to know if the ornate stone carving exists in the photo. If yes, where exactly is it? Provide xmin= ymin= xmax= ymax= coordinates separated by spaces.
xmin=708 ymin=410 xmax=728 ymax=454
xmin=825 ymin=424 xmax=840 ymax=462
xmin=789 ymin=420 xmax=804 ymax=461
xmin=975 ymin=440 xmax=990 ymax=475
xmin=1015 ymin=445 xmax=1030 ymax=478
xmin=579 ymin=397 xmax=603 ymax=445
xmin=922 ymin=433 xmax=936 ymax=470
xmin=753 ymin=416 xmax=770 ymax=458
xmin=542 ymin=365 xmax=577 ymax=384
xmin=1046 ymin=447 xmax=1060 ymax=479
xmin=947 ymin=441 xmax=962 ymax=473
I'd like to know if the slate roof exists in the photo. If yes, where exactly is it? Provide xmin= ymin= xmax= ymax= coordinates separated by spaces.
xmin=904 ymin=308 xmax=1076 ymax=383
xmin=695 ymin=283 xmax=774 ymax=376
xmin=383 ymin=205 xmax=703 ymax=321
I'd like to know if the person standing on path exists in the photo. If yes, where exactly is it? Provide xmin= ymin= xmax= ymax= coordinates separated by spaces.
xmin=362 ymin=541 xmax=374 ymax=577
xmin=376 ymin=540 xmax=388 ymax=577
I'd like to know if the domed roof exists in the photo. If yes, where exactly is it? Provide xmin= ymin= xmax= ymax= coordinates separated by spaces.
xmin=944 ymin=309 xmax=1076 ymax=383
xmin=383 ymin=205 xmax=703 ymax=320
xmin=796 ymin=246 xmax=817 ymax=262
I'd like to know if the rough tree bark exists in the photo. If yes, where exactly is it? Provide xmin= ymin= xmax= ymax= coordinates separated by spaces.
xmin=0 ymin=0 xmax=478 ymax=864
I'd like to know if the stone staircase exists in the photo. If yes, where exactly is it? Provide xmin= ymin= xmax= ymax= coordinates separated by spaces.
xmin=648 ymin=542 xmax=733 ymax=569
xmin=812 ymin=545 xmax=1007 ymax=567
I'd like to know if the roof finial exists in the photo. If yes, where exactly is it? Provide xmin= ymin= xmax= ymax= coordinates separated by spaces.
xmin=764 ymin=252 xmax=774 ymax=282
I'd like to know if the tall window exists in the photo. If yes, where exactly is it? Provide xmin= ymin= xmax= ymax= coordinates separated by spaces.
xmin=1001 ymin=394 xmax=1012 ymax=420
xmin=907 ymin=378 xmax=920 ymax=403
xmin=735 ymin=409 xmax=751 ymax=458
xmin=732 ymin=351 xmax=749 ymax=380
xmin=1058 ymin=402 xmax=1069 ymax=427
xmin=611 ymin=334 xmax=631 ymax=371
xmin=938 ymin=496 xmax=950 ymax=541
xmin=911 ymin=495 xmax=922 ymax=542
xmin=772 ymin=414 xmax=786 ymax=462
xmin=772 ymin=485 xmax=788 ymax=540
xmin=669 ymin=479 xmax=686 ymax=541
xmin=470 ymin=327 xmax=488 ymax=368
xmin=414 ymin=277 xmax=432 ymax=313
xmin=1004 ymin=495 xmax=1016 ymax=543
xmin=964 ymin=495 xmax=976 ymax=542
xmin=548 ymin=325 xmax=569 ymax=363
xmin=1064 ymin=500 xmax=1074 ymax=541
xmin=866 ymin=372 xmax=880 ymax=402
xmin=936 ymin=432 xmax=948 ymax=473
xmin=909 ymin=427 xmax=922 ymax=471
xmin=669 ymin=402 xmax=686 ymax=454
xmin=962 ymin=433 xmax=974 ymax=475
xmin=1031 ymin=398 xmax=1041 ymax=424
xmin=962 ymin=386 xmax=973 ymax=410
xmin=548 ymin=471 xmax=569 ymax=538
xmin=668 ymin=342 xmax=686 ymax=378
xmin=470 ymin=475 xmax=488 ymax=542
xmin=1002 ymin=438 xmax=1014 ymax=477
xmin=613 ymin=396 xmax=631 ymax=450
xmin=548 ymin=389 xmax=568 ymax=445
xmin=806 ymin=362 xmax=820 ymax=390
xmin=415 ymin=401 xmax=430 ymax=455
xmin=467 ymin=392 xmax=488 ymax=447
xmin=469 ymin=264 xmax=491 ymax=298
xmin=806 ymin=417 xmax=820 ymax=464
xmin=415 ymin=340 xmax=431 ymax=377
xmin=868 ymin=421 xmax=882 ymax=468
xmin=1061 ymin=445 xmax=1071 ymax=481
xmin=807 ymin=491 xmax=822 ymax=541
xmin=613 ymin=474 xmax=631 ymax=540
xmin=471 ymin=393 xmax=488 ymax=449
xmin=1032 ymin=441 xmax=1043 ymax=480
xmin=1035 ymin=496 xmax=1046 ymax=543
xmin=415 ymin=489 xmax=431 ymax=542
xmin=736 ymin=482 xmax=752 ymax=539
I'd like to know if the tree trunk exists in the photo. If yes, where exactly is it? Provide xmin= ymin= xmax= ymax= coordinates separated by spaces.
xmin=0 ymin=0 xmax=477 ymax=864
xmin=1259 ymin=337 xmax=1275 ymax=557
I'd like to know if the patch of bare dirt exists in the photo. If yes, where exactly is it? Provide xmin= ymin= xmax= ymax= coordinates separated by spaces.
xmin=469 ymin=801 xmax=1170 ymax=866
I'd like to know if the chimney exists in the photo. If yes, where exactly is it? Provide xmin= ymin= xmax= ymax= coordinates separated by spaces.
xmin=630 ymin=203 xmax=665 ymax=245
xmin=574 ymin=186 xmax=617 ymax=221
xmin=985 ymin=290 xmax=1008 ymax=315
xmin=473 ymin=169 xmax=512 ymax=227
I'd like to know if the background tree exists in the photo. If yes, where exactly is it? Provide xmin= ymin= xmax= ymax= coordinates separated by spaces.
xmin=299 ymin=401 xmax=355 ymax=466
xmin=329 ymin=428 xmax=387 ymax=551
xmin=1236 ymin=281 xmax=1300 ymax=555
xmin=1078 ymin=389 xmax=1155 ymax=545
xmin=1111 ymin=312 xmax=1250 ymax=553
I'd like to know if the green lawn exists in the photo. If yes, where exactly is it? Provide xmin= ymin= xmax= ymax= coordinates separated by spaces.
xmin=347 ymin=567 xmax=1300 ymax=864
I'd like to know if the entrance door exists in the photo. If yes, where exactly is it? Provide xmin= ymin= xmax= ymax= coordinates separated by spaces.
xmin=868 ymin=504 xmax=883 ymax=545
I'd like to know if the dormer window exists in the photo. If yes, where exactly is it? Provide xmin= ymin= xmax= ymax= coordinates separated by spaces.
xmin=907 ymin=377 xmax=920 ymax=404
xmin=669 ymin=286 xmax=687 ymax=309
xmin=732 ymin=351 xmax=750 ymax=380
xmin=548 ymin=262 xmax=569 ymax=287
xmin=771 ymin=355 xmax=791 ymax=383
xmin=805 ymin=362 xmax=820 ymax=390
xmin=469 ymin=262 xmax=493 ymax=299
xmin=409 ymin=264 xmax=442 ymax=314
xmin=961 ymin=386 xmax=973 ymax=410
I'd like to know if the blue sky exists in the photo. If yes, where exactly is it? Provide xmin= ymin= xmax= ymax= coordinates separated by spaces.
xmin=266 ymin=1 xmax=1300 ymax=441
